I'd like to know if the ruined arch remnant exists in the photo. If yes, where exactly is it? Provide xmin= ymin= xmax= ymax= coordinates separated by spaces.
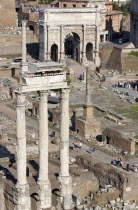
xmin=39 ymin=7 xmax=103 ymax=67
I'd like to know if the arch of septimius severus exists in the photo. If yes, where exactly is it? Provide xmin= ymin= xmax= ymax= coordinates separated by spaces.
xmin=39 ymin=0 xmax=107 ymax=67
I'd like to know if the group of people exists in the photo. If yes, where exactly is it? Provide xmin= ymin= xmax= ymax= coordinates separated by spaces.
xmin=113 ymin=81 xmax=138 ymax=91
xmin=111 ymin=157 xmax=123 ymax=168
xmin=88 ymin=147 xmax=96 ymax=154
xmin=71 ymin=142 xmax=96 ymax=155
xmin=73 ymin=142 xmax=82 ymax=150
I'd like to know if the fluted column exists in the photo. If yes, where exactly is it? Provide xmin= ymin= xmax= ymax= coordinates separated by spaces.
xmin=81 ymin=25 xmax=87 ymax=64
xmin=38 ymin=91 xmax=51 ymax=209
xmin=59 ymin=89 xmax=73 ymax=210
xmin=20 ymin=20 xmax=28 ymax=75
xmin=15 ymin=93 xmax=30 ymax=210
xmin=47 ymin=25 xmax=51 ymax=61
xmin=94 ymin=24 xmax=101 ymax=67
xmin=60 ymin=25 xmax=65 ymax=63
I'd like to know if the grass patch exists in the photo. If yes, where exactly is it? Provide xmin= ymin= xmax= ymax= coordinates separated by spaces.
xmin=122 ymin=106 xmax=138 ymax=113
xmin=123 ymin=112 xmax=138 ymax=120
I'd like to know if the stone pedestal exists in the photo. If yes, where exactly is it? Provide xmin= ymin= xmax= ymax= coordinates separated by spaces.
xmin=20 ymin=63 xmax=28 ymax=74
xmin=59 ymin=89 xmax=73 ymax=210
xmin=37 ymin=181 xmax=51 ymax=210
xmin=38 ymin=91 xmax=51 ymax=209
xmin=14 ymin=183 xmax=30 ymax=210
xmin=58 ymin=175 xmax=73 ymax=210
xmin=76 ymin=105 xmax=100 ymax=138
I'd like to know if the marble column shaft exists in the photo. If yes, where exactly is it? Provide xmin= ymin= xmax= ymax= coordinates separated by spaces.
xmin=38 ymin=91 xmax=51 ymax=209
xmin=60 ymin=25 xmax=65 ymax=62
xmin=94 ymin=24 xmax=101 ymax=67
xmin=16 ymin=93 xmax=27 ymax=186
xmin=22 ymin=20 xmax=27 ymax=64
xmin=59 ymin=89 xmax=73 ymax=210
xmin=81 ymin=25 xmax=87 ymax=63
xmin=38 ymin=91 xmax=49 ymax=182
xmin=44 ymin=18 xmax=47 ymax=61
xmin=47 ymin=26 xmax=51 ymax=61
xmin=60 ymin=89 xmax=70 ymax=177
xmin=16 ymin=93 xmax=31 ymax=210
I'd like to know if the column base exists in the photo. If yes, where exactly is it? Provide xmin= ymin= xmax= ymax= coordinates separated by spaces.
xmin=14 ymin=183 xmax=31 ymax=210
xmin=20 ymin=63 xmax=28 ymax=74
xmin=58 ymin=175 xmax=73 ymax=210
xmin=38 ymin=180 xmax=52 ymax=209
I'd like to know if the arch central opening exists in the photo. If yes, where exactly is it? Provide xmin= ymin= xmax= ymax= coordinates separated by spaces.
xmin=64 ymin=32 xmax=80 ymax=62
xmin=51 ymin=44 xmax=58 ymax=62
xmin=86 ymin=43 xmax=93 ymax=61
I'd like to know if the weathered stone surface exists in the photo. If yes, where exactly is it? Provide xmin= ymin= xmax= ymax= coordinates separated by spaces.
xmin=0 ymin=0 xmax=16 ymax=27
xmin=76 ymin=154 xmax=138 ymax=201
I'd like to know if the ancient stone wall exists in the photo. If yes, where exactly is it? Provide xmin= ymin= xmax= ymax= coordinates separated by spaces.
xmin=102 ymin=127 xmax=135 ymax=155
xmin=0 ymin=182 xmax=4 ymax=210
xmin=104 ymin=47 xmax=122 ymax=73
xmin=76 ymin=155 xmax=138 ymax=201
xmin=0 ymin=68 xmax=20 ymax=78
xmin=0 ymin=0 xmax=16 ymax=27
xmin=0 ymin=30 xmax=38 ymax=57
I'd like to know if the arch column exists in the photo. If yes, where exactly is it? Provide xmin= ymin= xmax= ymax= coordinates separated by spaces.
xmin=60 ymin=25 xmax=65 ymax=63
xmin=15 ymin=93 xmax=31 ymax=210
xmin=47 ymin=25 xmax=51 ymax=61
xmin=59 ymin=89 xmax=73 ymax=210
xmin=37 ymin=91 xmax=51 ymax=209
xmin=81 ymin=25 xmax=87 ymax=64
xmin=94 ymin=25 xmax=101 ymax=67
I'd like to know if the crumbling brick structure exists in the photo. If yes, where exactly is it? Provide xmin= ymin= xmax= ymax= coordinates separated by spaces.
xmin=102 ymin=126 xmax=135 ymax=155
xmin=76 ymin=154 xmax=138 ymax=202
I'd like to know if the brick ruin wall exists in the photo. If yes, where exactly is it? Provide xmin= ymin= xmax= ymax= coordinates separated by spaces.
xmin=0 ymin=0 xmax=16 ymax=27
xmin=76 ymin=155 xmax=138 ymax=201
xmin=99 ymin=45 xmax=123 ymax=73
xmin=102 ymin=128 xmax=135 ymax=155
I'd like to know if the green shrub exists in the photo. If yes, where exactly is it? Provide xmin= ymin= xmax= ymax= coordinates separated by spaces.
xmin=113 ymin=1 xmax=131 ymax=15
xmin=129 ymin=51 xmax=138 ymax=57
